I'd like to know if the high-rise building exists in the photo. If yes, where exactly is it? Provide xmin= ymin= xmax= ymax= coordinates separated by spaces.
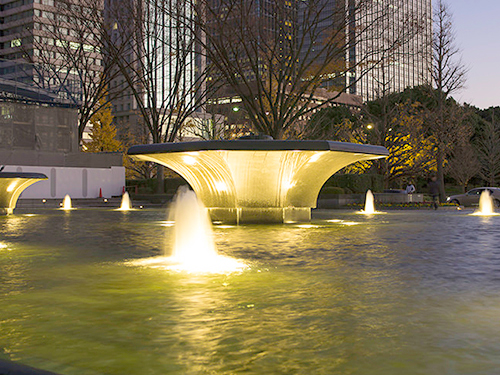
xmin=105 ymin=0 xmax=212 ymax=141
xmin=0 ymin=0 xmax=102 ymax=102
xmin=351 ymin=0 xmax=432 ymax=101
xmin=299 ymin=0 xmax=432 ymax=102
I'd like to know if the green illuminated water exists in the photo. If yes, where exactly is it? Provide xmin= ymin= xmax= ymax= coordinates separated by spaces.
xmin=1 ymin=209 xmax=500 ymax=374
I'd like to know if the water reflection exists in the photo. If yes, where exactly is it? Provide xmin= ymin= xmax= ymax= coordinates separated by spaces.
xmin=0 ymin=210 xmax=500 ymax=373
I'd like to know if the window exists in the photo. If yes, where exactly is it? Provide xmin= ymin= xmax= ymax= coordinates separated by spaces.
xmin=10 ymin=39 xmax=21 ymax=48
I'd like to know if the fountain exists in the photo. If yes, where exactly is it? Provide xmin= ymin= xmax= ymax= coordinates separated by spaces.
xmin=128 ymin=140 xmax=389 ymax=223
xmin=61 ymin=194 xmax=73 ymax=210
xmin=362 ymin=190 xmax=375 ymax=214
xmin=0 ymin=172 xmax=47 ymax=214
xmin=472 ymin=190 xmax=498 ymax=216
xmin=130 ymin=187 xmax=246 ymax=273
xmin=118 ymin=192 xmax=132 ymax=211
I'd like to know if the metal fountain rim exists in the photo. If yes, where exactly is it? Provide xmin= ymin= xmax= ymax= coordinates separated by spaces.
xmin=0 ymin=172 xmax=48 ymax=179
xmin=128 ymin=140 xmax=389 ymax=157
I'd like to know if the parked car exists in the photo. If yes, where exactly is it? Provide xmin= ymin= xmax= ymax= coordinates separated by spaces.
xmin=447 ymin=187 xmax=500 ymax=207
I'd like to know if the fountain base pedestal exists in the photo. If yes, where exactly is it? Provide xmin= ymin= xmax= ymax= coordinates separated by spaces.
xmin=209 ymin=207 xmax=311 ymax=224
xmin=129 ymin=140 xmax=389 ymax=224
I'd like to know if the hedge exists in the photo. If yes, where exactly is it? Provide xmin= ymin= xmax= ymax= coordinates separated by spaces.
xmin=322 ymin=174 xmax=384 ymax=194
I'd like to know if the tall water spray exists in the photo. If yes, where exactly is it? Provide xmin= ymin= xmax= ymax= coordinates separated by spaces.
xmin=363 ymin=190 xmax=375 ymax=214
xmin=168 ymin=186 xmax=217 ymax=259
xmin=118 ymin=192 xmax=132 ymax=211
xmin=166 ymin=186 xmax=245 ymax=272
xmin=129 ymin=186 xmax=245 ymax=273
xmin=473 ymin=190 xmax=498 ymax=216
xmin=62 ymin=194 xmax=72 ymax=210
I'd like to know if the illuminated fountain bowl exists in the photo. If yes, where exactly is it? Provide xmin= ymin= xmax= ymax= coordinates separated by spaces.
xmin=129 ymin=186 xmax=246 ymax=274
xmin=471 ymin=190 xmax=499 ymax=216
xmin=117 ymin=192 xmax=133 ymax=211
xmin=0 ymin=172 xmax=47 ymax=215
xmin=357 ymin=190 xmax=385 ymax=215
xmin=60 ymin=194 xmax=74 ymax=210
xmin=128 ymin=140 xmax=389 ymax=224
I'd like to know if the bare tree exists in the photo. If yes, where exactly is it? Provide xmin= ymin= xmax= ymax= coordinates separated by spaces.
xmin=179 ymin=112 xmax=226 ymax=140
xmin=430 ymin=0 xmax=468 ymax=201
xmin=476 ymin=119 xmax=500 ymax=187
xmin=186 ymin=0 xmax=423 ymax=139
xmin=300 ymin=105 xmax=362 ymax=142
xmin=446 ymin=141 xmax=480 ymax=192
xmin=102 ymin=0 xmax=221 ymax=143
xmin=21 ymin=0 xmax=123 ymax=143
xmin=102 ymin=0 xmax=223 ymax=191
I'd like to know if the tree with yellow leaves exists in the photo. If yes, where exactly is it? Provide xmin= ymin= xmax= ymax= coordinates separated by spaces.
xmin=85 ymin=97 xmax=122 ymax=153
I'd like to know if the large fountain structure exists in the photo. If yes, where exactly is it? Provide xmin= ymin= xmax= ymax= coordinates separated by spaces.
xmin=0 ymin=172 xmax=47 ymax=214
xmin=128 ymin=140 xmax=389 ymax=223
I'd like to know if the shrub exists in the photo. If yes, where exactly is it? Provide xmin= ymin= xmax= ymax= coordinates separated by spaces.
xmin=323 ymin=174 xmax=384 ymax=194
xmin=320 ymin=186 xmax=345 ymax=195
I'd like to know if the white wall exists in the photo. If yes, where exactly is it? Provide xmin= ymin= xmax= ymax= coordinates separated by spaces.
xmin=3 ymin=165 xmax=126 ymax=199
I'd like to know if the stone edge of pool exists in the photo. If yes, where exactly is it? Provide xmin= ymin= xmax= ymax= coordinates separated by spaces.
xmin=0 ymin=358 xmax=61 ymax=375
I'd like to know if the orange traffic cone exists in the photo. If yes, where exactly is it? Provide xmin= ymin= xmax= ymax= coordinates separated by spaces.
xmin=99 ymin=188 xmax=103 ymax=198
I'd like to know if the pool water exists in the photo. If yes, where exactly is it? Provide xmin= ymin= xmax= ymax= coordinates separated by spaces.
xmin=1 ymin=208 xmax=499 ymax=374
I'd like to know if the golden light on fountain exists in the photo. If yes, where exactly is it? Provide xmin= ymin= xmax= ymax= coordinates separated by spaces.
xmin=6 ymin=182 xmax=17 ymax=192
xmin=128 ymin=140 xmax=389 ymax=224
xmin=357 ymin=190 xmax=385 ymax=215
xmin=0 ymin=172 xmax=47 ymax=215
xmin=117 ymin=192 xmax=133 ymax=211
xmin=128 ymin=187 xmax=247 ymax=274
xmin=471 ymin=190 xmax=499 ymax=216
xmin=61 ymin=194 xmax=74 ymax=210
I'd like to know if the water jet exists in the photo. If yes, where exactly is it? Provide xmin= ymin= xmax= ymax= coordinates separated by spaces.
xmin=129 ymin=187 xmax=246 ymax=273
xmin=128 ymin=140 xmax=388 ymax=223
xmin=362 ymin=190 xmax=375 ymax=214
xmin=358 ymin=190 xmax=384 ymax=215
xmin=61 ymin=194 xmax=73 ymax=210
xmin=118 ymin=192 xmax=132 ymax=211
xmin=472 ymin=190 xmax=498 ymax=216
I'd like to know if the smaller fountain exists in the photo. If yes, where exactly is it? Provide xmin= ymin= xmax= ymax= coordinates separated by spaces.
xmin=0 ymin=172 xmax=47 ymax=214
xmin=472 ymin=190 xmax=499 ymax=216
xmin=358 ymin=190 xmax=383 ymax=215
xmin=61 ymin=194 xmax=73 ymax=210
xmin=117 ymin=192 xmax=132 ymax=211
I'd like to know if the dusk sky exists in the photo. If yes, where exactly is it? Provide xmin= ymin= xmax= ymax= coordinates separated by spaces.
xmin=451 ymin=0 xmax=500 ymax=109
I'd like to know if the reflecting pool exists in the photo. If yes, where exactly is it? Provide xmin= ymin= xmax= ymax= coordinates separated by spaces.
xmin=1 ymin=209 xmax=500 ymax=374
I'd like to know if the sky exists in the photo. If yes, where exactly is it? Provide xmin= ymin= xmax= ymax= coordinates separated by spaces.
xmin=450 ymin=0 xmax=500 ymax=109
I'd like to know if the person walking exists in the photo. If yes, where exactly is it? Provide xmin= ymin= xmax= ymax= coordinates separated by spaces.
xmin=428 ymin=176 xmax=439 ymax=210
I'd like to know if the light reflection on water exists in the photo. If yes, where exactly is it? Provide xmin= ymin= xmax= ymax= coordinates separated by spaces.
xmin=0 ymin=209 xmax=500 ymax=374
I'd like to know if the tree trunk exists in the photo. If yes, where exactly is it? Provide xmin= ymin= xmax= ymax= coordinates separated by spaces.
xmin=156 ymin=165 xmax=164 ymax=194
xmin=437 ymin=148 xmax=446 ymax=202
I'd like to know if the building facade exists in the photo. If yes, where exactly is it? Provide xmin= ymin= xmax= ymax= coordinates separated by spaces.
xmin=0 ymin=91 xmax=124 ymax=199
xmin=0 ymin=0 xmax=102 ymax=102
xmin=351 ymin=0 xmax=433 ymax=101
xmin=105 ymin=0 xmax=209 ymax=141
xmin=299 ymin=0 xmax=432 ymax=102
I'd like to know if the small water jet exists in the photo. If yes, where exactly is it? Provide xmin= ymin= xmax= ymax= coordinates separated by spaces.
xmin=117 ymin=192 xmax=132 ymax=211
xmin=129 ymin=187 xmax=246 ymax=273
xmin=364 ymin=190 xmax=375 ymax=214
xmin=358 ymin=190 xmax=383 ymax=215
xmin=61 ymin=194 xmax=73 ymax=210
xmin=472 ymin=190 xmax=499 ymax=216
